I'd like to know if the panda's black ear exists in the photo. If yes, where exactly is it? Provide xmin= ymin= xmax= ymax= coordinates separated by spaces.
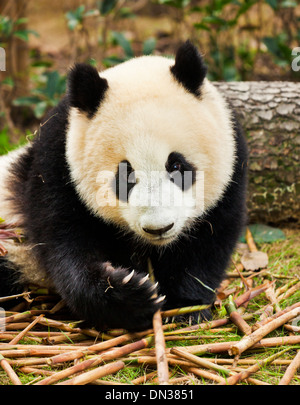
xmin=170 ymin=41 xmax=207 ymax=97
xmin=68 ymin=63 xmax=108 ymax=118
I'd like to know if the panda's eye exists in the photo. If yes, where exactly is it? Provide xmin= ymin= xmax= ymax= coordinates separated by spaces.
xmin=170 ymin=162 xmax=182 ymax=173
xmin=166 ymin=152 xmax=197 ymax=191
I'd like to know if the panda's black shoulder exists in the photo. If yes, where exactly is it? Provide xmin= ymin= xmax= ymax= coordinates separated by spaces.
xmin=9 ymin=97 xmax=71 ymax=211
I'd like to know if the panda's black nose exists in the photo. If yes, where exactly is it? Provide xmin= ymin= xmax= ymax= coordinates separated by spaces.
xmin=143 ymin=223 xmax=174 ymax=236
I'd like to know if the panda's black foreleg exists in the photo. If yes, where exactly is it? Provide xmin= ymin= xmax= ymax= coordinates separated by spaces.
xmin=47 ymin=253 xmax=163 ymax=332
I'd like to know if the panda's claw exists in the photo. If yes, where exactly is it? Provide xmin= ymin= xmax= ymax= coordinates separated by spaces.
xmin=149 ymin=281 xmax=158 ymax=292
xmin=122 ymin=269 xmax=135 ymax=284
xmin=138 ymin=274 xmax=149 ymax=286
xmin=154 ymin=295 xmax=166 ymax=304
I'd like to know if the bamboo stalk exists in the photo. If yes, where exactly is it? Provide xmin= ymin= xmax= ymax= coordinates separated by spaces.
xmin=132 ymin=370 xmax=157 ymax=385
xmin=153 ymin=310 xmax=169 ymax=385
xmin=0 ymin=343 xmax=89 ymax=351
xmin=209 ymin=358 xmax=293 ymax=366
xmin=275 ymin=279 xmax=300 ymax=297
xmin=43 ymin=332 xmax=88 ymax=345
xmin=253 ymin=302 xmax=300 ymax=330
xmin=225 ymin=296 xmax=252 ymax=335
xmin=9 ymin=314 xmax=44 ymax=345
xmin=171 ymin=347 xmax=233 ymax=377
xmin=228 ymin=306 xmax=300 ymax=356
xmin=9 ymin=358 xmax=50 ymax=367
xmin=56 ymin=361 xmax=125 ymax=385
xmin=48 ymin=329 xmax=151 ymax=365
xmin=0 ymin=310 xmax=33 ymax=328
xmin=169 ymin=318 xmax=229 ymax=334
xmin=277 ymin=282 xmax=300 ymax=303
xmin=161 ymin=304 xmax=210 ymax=318
xmin=19 ymin=366 xmax=55 ymax=376
xmin=0 ymin=291 xmax=31 ymax=303
xmin=185 ymin=335 xmax=300 ymax=355
xmin=36 ymin=337 xmax=153 ymax=385
xmin=0 ymin=354 xmax=22 ymax=385
xmin=185 ymin=366 xmax=226 ymax=384
xmin=265 ymin=283 xmax=281 ymax=313
xmin=278 ymin=350 xmax=300 ymax=385
xmin=218 ymin=348 xmax=290 ymax=385
xmin=233 ymin=282 xmax=270 ymax=308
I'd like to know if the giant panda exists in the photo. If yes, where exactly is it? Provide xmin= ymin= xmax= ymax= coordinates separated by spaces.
xmin=0 ymin=41 xmax=248 ymax=331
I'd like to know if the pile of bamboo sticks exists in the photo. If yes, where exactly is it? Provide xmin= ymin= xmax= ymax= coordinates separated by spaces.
xmin=0 ymin=228 xmax=299 ymax=385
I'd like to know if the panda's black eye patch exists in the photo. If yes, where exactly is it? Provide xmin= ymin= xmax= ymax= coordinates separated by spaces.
xmin=113 ymin=160 xmax=136 ymax=202
xmin=166 ymin=152 xmax=196 ymax=191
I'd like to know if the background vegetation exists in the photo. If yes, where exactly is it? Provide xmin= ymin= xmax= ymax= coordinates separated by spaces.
xmin=0 ymin=0 xmax=299 ymax=152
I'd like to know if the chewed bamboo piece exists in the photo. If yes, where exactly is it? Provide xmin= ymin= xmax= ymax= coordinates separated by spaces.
xmin=148 ymin=258 xmax=169 ymax=385
xmin=228 ymin=306 xmax=300 ymax=356
xmin=225 ymin=296 xmax=252 ymax=335
xmin=153 ymin=310 xmax=169 ymax=385
xmin=245 ymin=227 xmax=258 ymax=252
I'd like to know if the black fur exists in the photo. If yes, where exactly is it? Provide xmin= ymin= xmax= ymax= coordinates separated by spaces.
xmin=68 ymin=63 xmax=108 ymax=118
xmin=166 ymin=152 xmax=196 ymax=191
xmin=170 ymin=41 xmax=207 ymax=97
xmin=2 ymin=60 xmax=248 ymax=332
xmin=113 ymin=160 xmax=137 ymax=202
xmin=0 ymin=257 xmax=23 ymax=309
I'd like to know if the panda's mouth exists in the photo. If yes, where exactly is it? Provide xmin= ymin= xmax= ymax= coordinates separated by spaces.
xmin=142 ymin=232 xmax=177 ymax=246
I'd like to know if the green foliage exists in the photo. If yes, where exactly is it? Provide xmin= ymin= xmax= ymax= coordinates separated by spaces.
xmin=13 ymin=70 xmax=67 ymax=118
xmin=98 ymin=0 xmax=119 ymax=15
xmin=0 ymin=15 xmax=38 ymax=42
xmin=0 ymin=127 xmax=27 ymax=155
xmin=103 ymin=32 xmax=156 ymax=67
xmin=157 ymin=0 xmax=191 ymax=7
xmin=65 ymin=5 xmax=87 ymax=31
xmin=65 ymin=5 xmax=98 ymax=31
xmin=263 ymin=34 xmax=292 ymax=68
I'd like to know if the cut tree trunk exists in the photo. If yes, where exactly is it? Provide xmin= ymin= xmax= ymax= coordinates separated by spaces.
xmin=214 ymin=81 xmax=300 ymax=225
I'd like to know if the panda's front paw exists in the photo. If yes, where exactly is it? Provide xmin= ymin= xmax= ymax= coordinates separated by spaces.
xmin=102 ymin=265 xmax=165 ymax=331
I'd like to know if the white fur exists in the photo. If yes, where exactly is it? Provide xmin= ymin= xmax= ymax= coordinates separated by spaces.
xmin=0 ymin=147 xmax=50 ymax=286
xmin=66 ymin=55 xmax=236 ymax=245
xmin=0 ymin=147 xmax=27 ymax=225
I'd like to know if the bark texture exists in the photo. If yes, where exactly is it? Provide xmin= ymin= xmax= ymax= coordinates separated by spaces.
xmin=214 ymin=81 xmax=300 ymax=225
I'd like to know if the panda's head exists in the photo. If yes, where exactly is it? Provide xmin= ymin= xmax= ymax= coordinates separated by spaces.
xmin=66 ymin=41 xmax=236 ymax=246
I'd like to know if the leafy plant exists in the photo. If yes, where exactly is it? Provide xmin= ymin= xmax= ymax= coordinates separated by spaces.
xmin=263 ymin=34 xmax=292 ymax=68
xmin=0 ymin=15 xmax=38 ymax=42
xmin=13 ymin=70 xmax=67 ymax=118
xmin=98 ymin=0 xmax=119 ymax=15
xmin=65 ymin=5 xmax=97 ymax=31
xmin=103 ymin=31 xmax=156 ymax=67
xmin=193 ymin=0 xmax=259 ymax=81
xmin=157 ymin=0 xmax=191 ymax=7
